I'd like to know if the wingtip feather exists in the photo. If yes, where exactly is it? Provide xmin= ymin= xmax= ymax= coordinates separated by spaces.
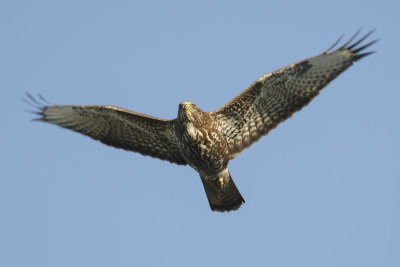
xmin=334 ymin=28 xmax=378 ymax=61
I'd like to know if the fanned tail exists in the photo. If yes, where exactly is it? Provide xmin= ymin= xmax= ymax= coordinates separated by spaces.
xmin=200 ymin=173 xmax=245 ymax=212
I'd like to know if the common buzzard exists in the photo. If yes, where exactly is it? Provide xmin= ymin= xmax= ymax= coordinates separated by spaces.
xmin=26 ymin=29 xmax=377 ymax=212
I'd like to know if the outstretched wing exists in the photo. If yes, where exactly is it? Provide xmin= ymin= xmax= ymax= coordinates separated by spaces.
xmin=212 ymin=29 xmax=377 ymax=159
xmin=26 ymin=95 xmax=187 ymax=165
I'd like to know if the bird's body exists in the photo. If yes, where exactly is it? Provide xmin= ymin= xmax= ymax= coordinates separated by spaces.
xmin=175 ymin=102 xmax=244 ymax=211
xmin=175 ymin=103 xmax=226 ymax=176
xmin=26 ymin=29 xmax=377 ymax=212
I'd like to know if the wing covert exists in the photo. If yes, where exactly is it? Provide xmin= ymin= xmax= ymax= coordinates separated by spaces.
xmin=27 ymin=96 xmax=187 ymax=165
xmin=212 ymin=30 xmax=377 ymax=158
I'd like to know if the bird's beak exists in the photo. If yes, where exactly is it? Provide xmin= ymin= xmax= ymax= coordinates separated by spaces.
xmin=183 ymin=102 xmax=194 ymax=113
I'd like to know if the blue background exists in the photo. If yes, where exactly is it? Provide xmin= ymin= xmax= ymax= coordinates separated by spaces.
xmin=1 ymin=1 xmax=399 ymax=266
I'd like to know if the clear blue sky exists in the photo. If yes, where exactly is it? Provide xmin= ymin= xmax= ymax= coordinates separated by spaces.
xmin=1 ymin=1 xmax=399 ymax=266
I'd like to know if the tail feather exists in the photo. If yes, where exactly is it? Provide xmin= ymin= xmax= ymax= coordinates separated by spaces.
xmin=200 ymin=173 xmax=245 ymax=212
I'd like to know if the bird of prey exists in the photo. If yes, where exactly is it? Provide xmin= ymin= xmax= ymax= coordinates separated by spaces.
xmin=26 ymin=29 xmax=377 ymax=212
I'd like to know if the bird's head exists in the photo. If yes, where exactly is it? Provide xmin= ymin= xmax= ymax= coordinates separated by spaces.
xmin=178 ymin=102 xmax=203 ymax=124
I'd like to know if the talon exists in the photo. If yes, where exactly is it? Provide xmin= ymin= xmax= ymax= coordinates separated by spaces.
xmin=218 ymin=177 xmax=224 ymax=189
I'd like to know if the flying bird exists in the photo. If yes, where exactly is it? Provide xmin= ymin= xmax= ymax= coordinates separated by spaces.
xmin=26 ymin=29 xmax=377 ymax=212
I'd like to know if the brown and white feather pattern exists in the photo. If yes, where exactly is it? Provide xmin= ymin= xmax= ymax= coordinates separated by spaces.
xmin=37 ymin=104 xmax=187 ymax=165
xmin=26 ymin=29 xmax=377 ymax=212
xmin=213 ymin=30 xmax=377 ymax=158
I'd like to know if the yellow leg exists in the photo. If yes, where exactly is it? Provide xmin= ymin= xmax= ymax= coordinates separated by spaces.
xmin=218 ymin=177 xmax=224 ymax=189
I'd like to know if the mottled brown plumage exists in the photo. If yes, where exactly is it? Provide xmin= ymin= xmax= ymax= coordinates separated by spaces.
xmin=26 ymin=30 xmax=377 ymax=212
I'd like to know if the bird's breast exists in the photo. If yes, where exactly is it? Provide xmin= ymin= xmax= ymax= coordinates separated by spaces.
xmin=178 ymin=122 xmax=229 ymax=175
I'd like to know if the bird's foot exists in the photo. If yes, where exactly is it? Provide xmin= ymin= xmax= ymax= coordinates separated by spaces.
xmin=218 ymin=177 xmax=224 ymax=189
